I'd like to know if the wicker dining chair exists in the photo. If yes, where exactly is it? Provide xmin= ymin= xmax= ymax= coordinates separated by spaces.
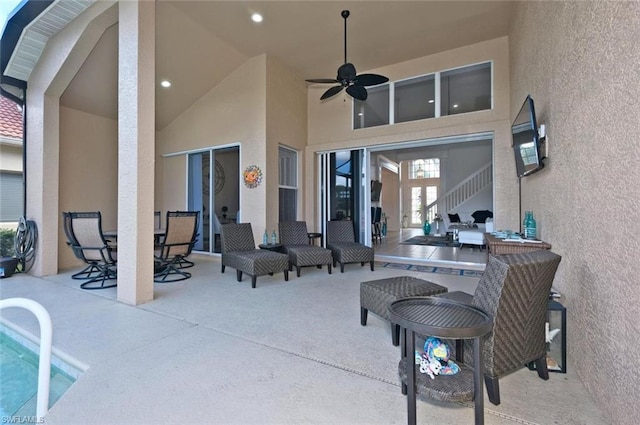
xmin=279 ymin=221 xmax=333 ymax=277
xmin=220 ymin=223 xmax=289 ymax=288
xmin=62 ymin=211 xmax=117 ymax=289
xmin=153 ymin=211 xmax=199 ymax=282
xmin=436 ymin=249 xmax=562 ymax=406
xmin=326 ymin=220 xmax=374 ymax=273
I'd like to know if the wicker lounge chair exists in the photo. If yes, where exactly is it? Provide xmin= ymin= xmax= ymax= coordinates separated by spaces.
xmin=437 ymin=249 xmax=562 ymax=405
xmin=220 ymin=223 xmax=289 ymax=288
xmin=154 ymin=211 xmax=199 ymax=282
xmin=326 ymin=220 xmax=374 ymax=273
xmin=279 ymin=221 xmax=333 ymax=277
xmin=62 ymin=211 xmax=117 ymax=289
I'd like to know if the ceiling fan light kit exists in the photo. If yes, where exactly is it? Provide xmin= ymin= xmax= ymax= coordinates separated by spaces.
xmin=306 ymin=10 xmax=389 ymax=101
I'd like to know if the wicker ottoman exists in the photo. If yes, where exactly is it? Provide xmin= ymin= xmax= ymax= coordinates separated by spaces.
xmin=360 ymin=276 xmax=448 ymax=346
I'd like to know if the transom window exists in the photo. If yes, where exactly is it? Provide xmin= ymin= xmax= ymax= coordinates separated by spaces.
xmin=409 ymin=159 xmax=440 ymax=179
xmin=353 ymin=61 xmax=492 ymax=129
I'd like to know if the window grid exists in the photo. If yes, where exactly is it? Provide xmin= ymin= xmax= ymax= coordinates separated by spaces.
xmin=409 ymin=159 xmax=440 ymax=180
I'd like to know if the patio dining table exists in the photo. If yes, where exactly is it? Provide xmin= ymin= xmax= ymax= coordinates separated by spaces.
xmin=103 ymin=228 xmax=166 ymax=240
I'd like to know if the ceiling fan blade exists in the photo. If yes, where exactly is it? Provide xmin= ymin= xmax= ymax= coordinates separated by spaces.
xmin=306 ymin=78 xmax=339 ymax=84
xmin=337 ymin=63 xmax=357 ymax=81
xmin=355 ymin=73 xmax=389 ymax=87
xmin=320 ymin=85 xmax=344 ymax=100
xmin=346 ymin=85 xmax=368 ymax=101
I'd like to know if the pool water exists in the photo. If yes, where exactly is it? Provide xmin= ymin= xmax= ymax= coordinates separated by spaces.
xmin=0 ymin=329 xmax=80 ymax=417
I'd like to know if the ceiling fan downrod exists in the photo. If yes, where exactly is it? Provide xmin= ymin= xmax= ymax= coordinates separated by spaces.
xmin=342 ymin=10 xmax=349 ymax=64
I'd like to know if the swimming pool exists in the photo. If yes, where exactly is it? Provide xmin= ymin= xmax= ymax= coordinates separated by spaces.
xmin=0 ymin=322 xmax=84 ymax=417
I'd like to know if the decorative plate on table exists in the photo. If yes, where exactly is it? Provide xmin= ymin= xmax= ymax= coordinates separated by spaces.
xmin=243 ymin=165 xmax=263 ymax=189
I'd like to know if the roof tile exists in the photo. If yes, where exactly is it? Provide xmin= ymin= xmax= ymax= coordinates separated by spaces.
xmin=0 ymin=96 xmax=24 ymax=140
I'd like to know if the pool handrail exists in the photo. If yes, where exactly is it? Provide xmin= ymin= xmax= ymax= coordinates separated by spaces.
xmin=0 ymin=297 xmax=52 ymax=420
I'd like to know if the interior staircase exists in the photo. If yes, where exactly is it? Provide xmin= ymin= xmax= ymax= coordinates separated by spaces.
xmin=424 ymin=162 xmax=492 ymax=219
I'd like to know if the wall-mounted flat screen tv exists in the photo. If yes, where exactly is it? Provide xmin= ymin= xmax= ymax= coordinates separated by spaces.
xmin=512 ymin=95 xmax=544 ymax=178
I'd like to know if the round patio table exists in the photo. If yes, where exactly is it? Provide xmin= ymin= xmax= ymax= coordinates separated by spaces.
xmin=388 ymin=296 xmax=493 ymax=425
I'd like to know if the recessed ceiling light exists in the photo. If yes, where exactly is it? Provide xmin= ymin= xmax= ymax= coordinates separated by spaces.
xmin=452 ymin=104 xmax=459 ymax=108
xmin=251 ymin=13 xmax=263 ymax=23
xmin=427 ymin=99 xmax=434 ymax=104
xmin=160 ymin=80 xmax=171 ymax=88
xmin=357 ymin=112 xmax=364 ymax=116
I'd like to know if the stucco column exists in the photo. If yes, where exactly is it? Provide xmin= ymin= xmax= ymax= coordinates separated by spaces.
xmin=117 ymin=0 xmax=155 ymax=304
xmin=25 ymin=94 xmax=60 ymax=276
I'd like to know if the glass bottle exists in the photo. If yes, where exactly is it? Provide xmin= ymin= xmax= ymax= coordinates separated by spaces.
xmin=271 ymin=230 xmax=277 ymax=245
xmin=525 ymin=212 xmax=537 ymax=239
xmin=263 ymin=230 xmax=268 ymax=245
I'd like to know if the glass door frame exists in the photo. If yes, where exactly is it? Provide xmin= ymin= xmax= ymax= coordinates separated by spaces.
xmin=185 ymin=143 xmax=240 ymax=255
xmin=318 ymin=148 xmax=370 ymax=246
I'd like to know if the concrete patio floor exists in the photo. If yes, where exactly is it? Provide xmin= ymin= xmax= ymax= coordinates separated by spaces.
xmin=0 ymin=255 xmax=607 ymax=424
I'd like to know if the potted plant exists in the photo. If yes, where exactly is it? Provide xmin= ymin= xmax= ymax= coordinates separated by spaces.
xmin=0 ymin=228 xmax=19 ymax=278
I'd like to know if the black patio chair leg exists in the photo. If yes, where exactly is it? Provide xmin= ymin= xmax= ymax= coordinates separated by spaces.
xmin=236 ymin=270 xmax=242 ymax=282
xmin=296 ymin=266 xmax=301 ymax=277
xmin=80 ymin=266 xmax=117 ymax=290
xmin=360 ymin=307 xmax=368 ymax=326
xmin=340 ymin=263 xmax=345 ymax=273
xmin=283 ymin=270 xmax=289 ymax=281
xmin=72 ymin=264 xmax=101 ymax=280
xmin=328 ymin=264 xmax=332 ymax=274
xmin=221 ymin=264 xmax=225 ymax=273
xmin=251 ymin=276 xmax=257 ymax=289
xmin=485 ymin=376 xmax=501 ymax=405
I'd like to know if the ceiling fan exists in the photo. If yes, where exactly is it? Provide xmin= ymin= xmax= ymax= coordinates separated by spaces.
xmin=306 ymin=10 xmax=389 ymax=101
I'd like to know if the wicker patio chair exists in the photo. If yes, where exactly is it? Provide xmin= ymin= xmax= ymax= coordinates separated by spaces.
xmin=436 ymin=249 xmax=562 ymax=405
xmin=154 ymin=211 xmax=199 ymax=282
xmin=326 ymin=220 xmax=374 ymax=273
xmin=220 ymin=223 xmax=289 ymax=288
xmin=62 ymin=211 xmax=117 ymax=289
xmin=279 ymin=221 xmax=333 ymax=277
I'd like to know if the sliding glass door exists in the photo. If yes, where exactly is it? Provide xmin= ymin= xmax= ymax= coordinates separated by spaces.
xmin=318 ymin=149 xmax=367 ymax=244
xmin=187 ymin=146 xmax=239 ymax=254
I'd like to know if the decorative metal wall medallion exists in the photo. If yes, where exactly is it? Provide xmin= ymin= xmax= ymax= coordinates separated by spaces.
xmin=243 ymin=165 xmax=263 ymax=189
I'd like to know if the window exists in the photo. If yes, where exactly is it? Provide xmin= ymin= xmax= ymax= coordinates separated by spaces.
xmin=409 ymin=159 xmax=440 ymax=179
xmin=395 ymin=74 xmax=435 ymax=123
xmin=0 ymin=172 xmax=23 ymax=222
xmin=279 ymin=146 xmax=298 ymax=222
xmin=353 ymin=85 xmax=390 ymax=129
xmin=410 ymin=187 xmax=422 ymax=225
xmin=440 ymin=62 xmax=491 ymax=116
xmin=353 ymin=61 xmax=492 ymax=129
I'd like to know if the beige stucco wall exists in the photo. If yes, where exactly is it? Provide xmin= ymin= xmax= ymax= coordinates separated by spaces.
xmin=0 ymin=143 xmax=22 ymax=172
xmin=305 ymin=37 xmax=519 ymax=231
xmin=58 ymin=106 xmax=118 ymax=270
xmin=25 ymin=1 xmax=118 ymax=276
xmin=157 ymin=55 xmax=267 ymax=243
xmin=510 ymin=2 xmax=640 ymax=423
xmin=266 ymin=55 xmax=308 ymax=229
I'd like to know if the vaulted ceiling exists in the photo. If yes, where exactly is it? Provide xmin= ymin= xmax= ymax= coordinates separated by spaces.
xmin=56 ymin=1 xmax=514 ymax=130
